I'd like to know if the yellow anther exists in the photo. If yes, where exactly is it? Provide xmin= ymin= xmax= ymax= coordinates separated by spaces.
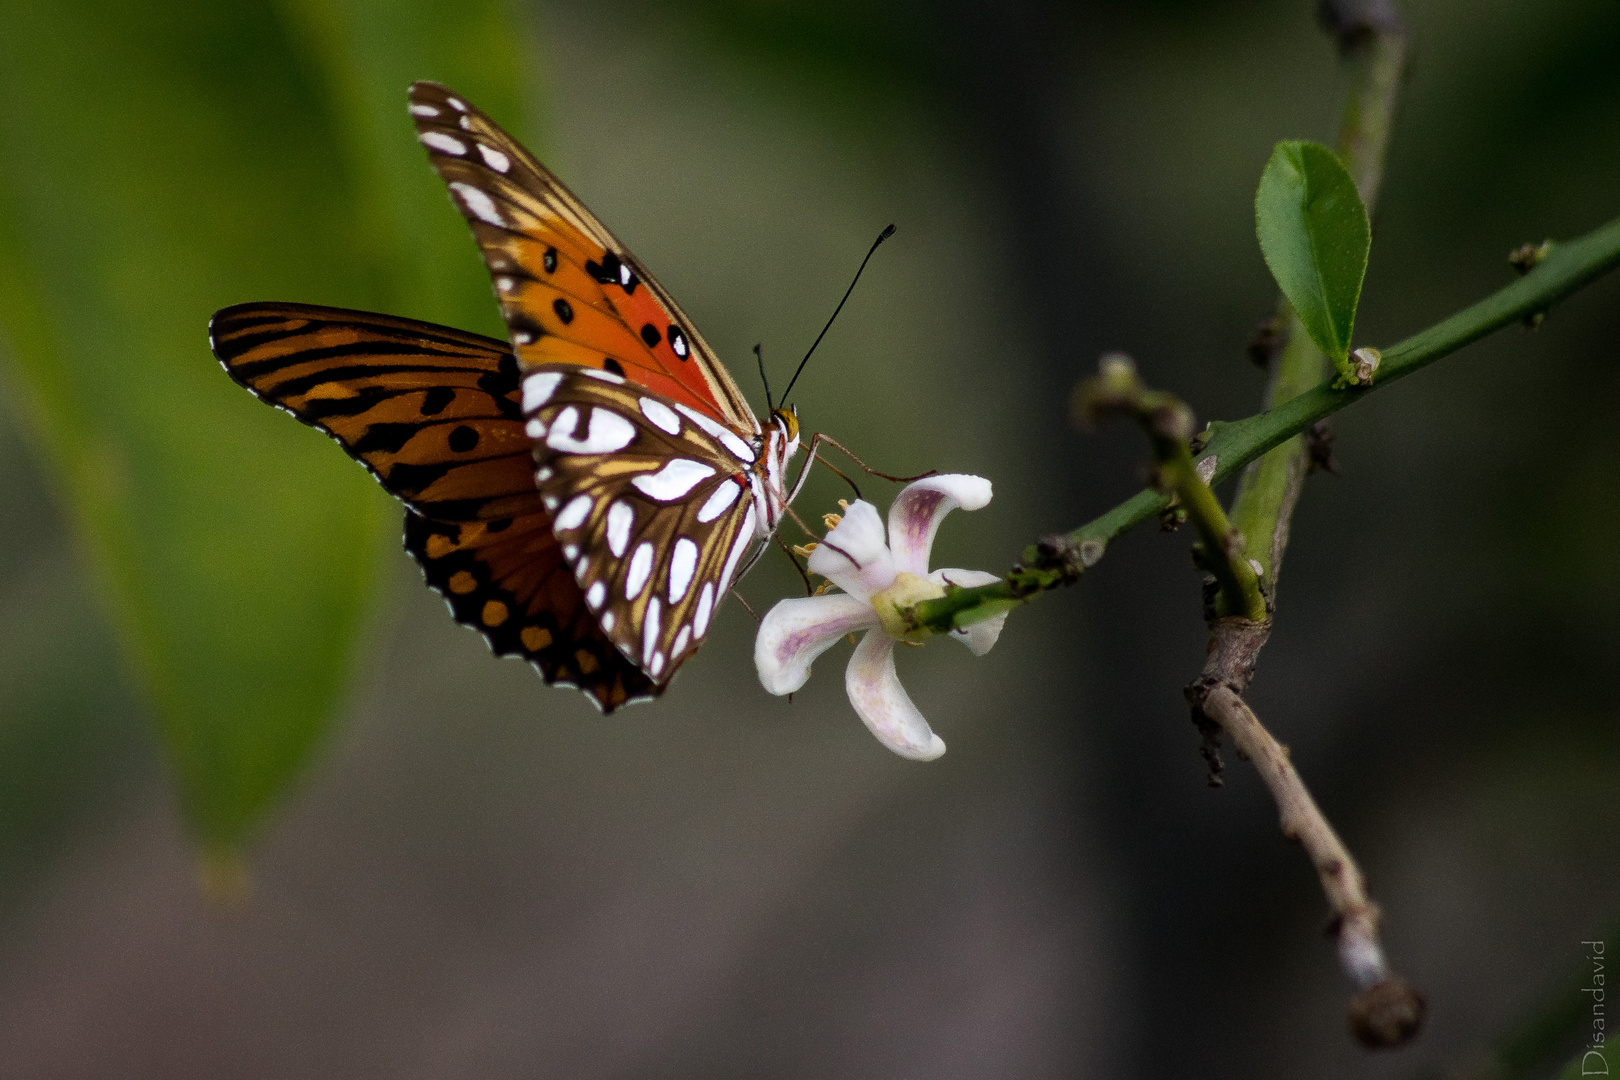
xmin=822 ymin=512 xmax=842 ymax=530
xmin=791 ymin=543 xmax=818 ymax=558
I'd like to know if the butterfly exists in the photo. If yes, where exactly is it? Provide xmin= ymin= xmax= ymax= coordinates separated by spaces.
xmin=211 ymin=82 xmax=829 ymax=712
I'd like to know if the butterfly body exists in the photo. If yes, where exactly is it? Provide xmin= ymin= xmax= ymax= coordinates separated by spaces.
xmin=212 ymin=82 xmax=821 ymax=710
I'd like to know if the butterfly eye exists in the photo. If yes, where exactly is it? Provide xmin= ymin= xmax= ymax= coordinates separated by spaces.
xmin=772 ymin=407 xmax=799 ymax=442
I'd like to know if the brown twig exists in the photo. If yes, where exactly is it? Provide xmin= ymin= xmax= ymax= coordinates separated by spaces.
xmin=1186 ymin=618 xmax=1425 ymax=1048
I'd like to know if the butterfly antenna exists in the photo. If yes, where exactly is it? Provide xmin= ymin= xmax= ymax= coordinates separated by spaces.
xmin=780 ymin=223 xmax=896 ymax=403
xmin=753 ymin=342 xmax=774 ymax=412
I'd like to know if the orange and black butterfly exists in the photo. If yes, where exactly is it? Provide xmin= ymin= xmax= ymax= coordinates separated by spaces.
xmin=212 ymin=83 xmax=822 ymax=712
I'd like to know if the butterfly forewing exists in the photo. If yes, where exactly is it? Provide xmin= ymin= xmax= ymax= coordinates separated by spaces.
xmin=406 ymin=81 xmax=759 ymax=435
xmin=521 ymin=366 xmax=762 ymax=682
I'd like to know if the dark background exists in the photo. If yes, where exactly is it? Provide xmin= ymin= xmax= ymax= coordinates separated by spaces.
xmin=1 ymin=0 xmax=1617 ymax=1076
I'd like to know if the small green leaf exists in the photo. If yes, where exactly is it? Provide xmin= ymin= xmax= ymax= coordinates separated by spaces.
xmin=1255 ymin=140 xmax=1371 ymax=371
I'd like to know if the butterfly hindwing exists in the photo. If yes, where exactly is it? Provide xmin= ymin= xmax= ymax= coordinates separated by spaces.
xmin=211 ymin=301 xmax=655 ymax=711
xmin=407 ymin=81 xmax=759 ymax=434
xmin=405 ymin=511 xmax=657 ymax=711
xmin=522 ymin=366 xmax=762 ymax=683
xmin=211 ymin=302 xmax=539 ymax=522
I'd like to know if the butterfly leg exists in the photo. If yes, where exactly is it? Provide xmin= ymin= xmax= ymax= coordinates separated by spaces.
xmin=729 ymin=586 xmax=761 ymax=623
xmin=772 ymin=533 xmax=818 ymax=596
xmin=807 ymin=432 xmax=938 ymax=485
xmin=781 ymin=432 xmax=862 ymax=519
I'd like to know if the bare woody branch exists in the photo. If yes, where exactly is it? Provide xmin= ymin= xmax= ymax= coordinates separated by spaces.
xmin=1187 ymin=622 xmax=1425 ymax=1048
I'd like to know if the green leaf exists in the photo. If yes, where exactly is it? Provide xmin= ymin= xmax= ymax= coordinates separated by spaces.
xmin=1255 ymin=140 xmax=1371 ymax=370
xmin=0 ymin=1 xmax=533 ymax=854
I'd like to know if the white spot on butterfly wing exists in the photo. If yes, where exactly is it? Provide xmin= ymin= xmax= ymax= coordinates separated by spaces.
xmin=639 ymin=397 xmax=681 ymax=435
xmin=542 ymin=494 xmax=559 ymax=512
xmin=625 ymin=542 xmax=655 ymax=599
xmin=514 ymin=331 xmax=534 ymax=345
xmin=586 ymin=581 xmax=606 ymax=610
xmin=719 ymin=507 xmax=758 ymax=593
xmin=668 ymin=538 xmax=698 ymax=603
xmin=648 ymin=651 xmax=665 ymax=678
xmin=675 ymin=403 xmax=755 ymax=462
xmin=546 ymin=407 xmax=636 ymax=454
xmin=523 ymin=371 xmax=562 ymax=413
xmin=671 ymin=625 xmax=692 ymax=658
xmin=562 ymin=544 xmax=579 ymax=561
xmin=525 ymin=419 xmax=546 ymax=439
xmin=574 ymin=557 xmax=592 ymax=585
xmin=631 ymin=459 xmax=715 ymax=501
xmin=582 ymin=367 xmax=625 ymax=384
xmin=449 ymin=181 xmax=503 ymax=226
xmin=447 ymin=97 xmax=467 ymax=112
xmin=410 ymin=104 xmax=440 ymax=117
xmin=554 ymin=494 xmax=593 ymax=532
xmin=643 ymin=599 xmax=662 ymax=672
xmin=601 ymin=610 xmax=616 ymax=632
xmin=477 ymin=144 xmax=511 ymax=172
xmin=696 ymin=480 xmax=741 ymax=523
xmin=605 ymin=501 xmax=635 ymax=557
xmin=420 ymin=131 xmax=467 ymax=155
xmin=693 ymin=583 xmax=716 ymax=638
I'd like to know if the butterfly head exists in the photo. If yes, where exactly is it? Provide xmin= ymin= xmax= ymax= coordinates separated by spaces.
xmin=770 ymin=405 xmax=800 ymax=452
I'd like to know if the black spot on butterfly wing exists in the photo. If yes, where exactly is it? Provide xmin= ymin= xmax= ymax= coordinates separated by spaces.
xmin=477 ymin=350 xmax=524 ymax=411
xmin=448 ymin=425 xmax=480 ymax=453
xmin=639 ymin=323 xmax=661 ymax=347
xmin=420 ymin=386 xmax=456 ymax=415
xmin=585 ymin=251 xmax=639 ymax=294
xmin=585 ymin=251 xmax=620 ymax=284
xmin=352 ymin=422 xmax=423 ymax=455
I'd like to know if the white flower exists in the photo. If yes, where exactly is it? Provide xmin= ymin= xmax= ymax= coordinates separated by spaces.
xmin=754 ymin=474 xmax=1006 ymax=760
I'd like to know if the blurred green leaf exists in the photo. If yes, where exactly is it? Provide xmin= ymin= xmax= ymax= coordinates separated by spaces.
xmin=0 ymin=1 xmax=534 ymax=854
xmin=1254 ymin=140 xmax=1370 ymax=370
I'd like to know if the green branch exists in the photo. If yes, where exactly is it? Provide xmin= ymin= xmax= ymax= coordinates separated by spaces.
xmin=911 ymin=210 xmax=1620 ymax=634
xmin=1072 ymin=356 xmax=1268 ymax=622
xmin=1231 ymin=12 xmax=1407 ymax=587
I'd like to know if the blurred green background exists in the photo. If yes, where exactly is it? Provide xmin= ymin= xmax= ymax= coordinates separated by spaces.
xmin=0 ymin=0 xmax=1616 ymax=1076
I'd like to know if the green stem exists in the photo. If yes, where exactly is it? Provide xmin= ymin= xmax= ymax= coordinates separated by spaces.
xmin=1230 ymin=15 xmax=1407 ymax=587
xmin=1141 ymin=400 xmax=1268 ymax=622
xmin=912 ymin=211 xmax=1620 ymax=634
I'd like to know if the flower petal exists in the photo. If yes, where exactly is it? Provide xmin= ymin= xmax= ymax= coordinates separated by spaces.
xmin=887 ymin=474 xmax=993 ymax=576
xmin=807 ymin=500 xmax=895 ymax=602
xmin=755 ymin=593 xmax=878 ymax=695
xmin=931 ymin=568 xmax=1007 ymax=656
xmin=844 ymin=630 xmax=945 ymax=760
